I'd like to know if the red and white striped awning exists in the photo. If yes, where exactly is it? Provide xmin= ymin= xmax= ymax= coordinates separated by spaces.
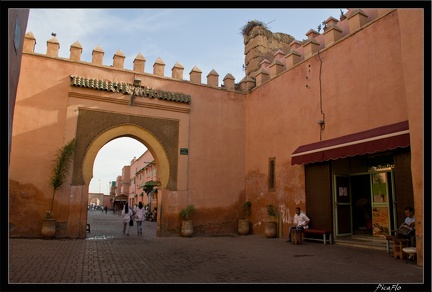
xmin=291 ymin=121 xmax=410 ymax=165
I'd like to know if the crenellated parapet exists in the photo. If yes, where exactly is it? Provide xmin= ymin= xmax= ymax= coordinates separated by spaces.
xmin=113 ymin=49 xmax=125 ymax=69
xmin=23 ymin=8 xmax=393 ymax=93
xmin=285 ymin=41 xmax=302 ymax=69
xmin=23 ymin=32 xmax=240 ymax=92
xmin=222 ymin=74 xmax=235 ymax=90
xmin=46 ymin=36 xmax=60 ymax=57
xmin=303 ymin=29 xmax=321 ymax=58
xmin=189 ymin=66 xmax=202 ymax=85
xmin=244 ymin=8 xmax=393 ymax=90
xmin=269 ymin=51 xmax=285 ymax=78
xmin=92 ymin=45 xmax=104 ymax=65
xmin=153 ymin=57 xmax=165 ymax=76
xmin=207 ymin=69 xmax=219 ymax=87
xmin=70 ymin=41 xmax=82 ymax=61
xmin=133 ymin=52 xmax=146 ymax=73
xmin=322 ymin=17 xmax=343 ymax=46
xmin=172 ymin=62 xmax=184 ymax=80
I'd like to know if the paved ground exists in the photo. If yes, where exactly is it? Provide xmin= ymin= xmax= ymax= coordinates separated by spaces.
xmin=6 ymin=210 xmax=429 ymax=291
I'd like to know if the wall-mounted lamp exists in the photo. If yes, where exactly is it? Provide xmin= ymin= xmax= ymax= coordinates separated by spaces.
xmin=130 ymin=79 xmax=141 ymax=105
xmin=317 ymin=119 xmax=325 ymax=132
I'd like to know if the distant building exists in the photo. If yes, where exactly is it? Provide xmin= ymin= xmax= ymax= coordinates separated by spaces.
xmin=128 ymin=151 xmax=158 ymax=210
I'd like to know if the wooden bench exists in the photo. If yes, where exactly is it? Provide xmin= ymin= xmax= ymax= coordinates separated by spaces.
xmin=303 ymin=229 xmax=332 ymax=245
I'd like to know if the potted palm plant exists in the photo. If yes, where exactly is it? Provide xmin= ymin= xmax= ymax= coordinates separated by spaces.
xmin=264 ymin=204 xmax=277 ymax=238
xmin=180 ymin=204 xmax=195 ymax=237
xmin=41 ymin=138 xmax=75 ymax=238
xmin=238 ymin=200 xmax=252 ymax=235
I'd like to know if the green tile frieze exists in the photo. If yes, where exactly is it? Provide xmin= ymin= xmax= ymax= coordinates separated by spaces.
xmin=70 ymin=75 xmax=191 ymax=104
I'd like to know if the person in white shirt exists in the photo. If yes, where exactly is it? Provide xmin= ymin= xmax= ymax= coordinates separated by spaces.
xmin=135 ymin=202 xmax=146 ymax=235
xmin=121 ymin=203 xmax=133 ymax=235
xmin=287 ymin=207 xmax=310 ymax=243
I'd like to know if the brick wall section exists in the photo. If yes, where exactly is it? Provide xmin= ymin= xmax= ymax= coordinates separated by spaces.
xmin=243 ymin=25 xmax=294 ymax=78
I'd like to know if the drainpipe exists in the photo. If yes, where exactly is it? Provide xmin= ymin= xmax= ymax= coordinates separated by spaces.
xmin=317 ymin=51 xmax=325 ymax=141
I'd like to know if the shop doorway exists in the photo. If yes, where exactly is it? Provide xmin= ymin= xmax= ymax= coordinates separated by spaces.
xmin=351 ymin=174 xmax=372 ymax=236
xmin=334 ymin=170 xmax=395 ymax=238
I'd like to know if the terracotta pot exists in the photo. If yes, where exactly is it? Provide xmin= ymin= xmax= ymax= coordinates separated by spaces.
xmin=238 ymin=219 xmax=250 ymax=235
xmin=41 ymin=219 xmax=56 ymax=238
xmin=181 ymin=220 xmax=193 ymax=237
xmin=264 ymin=221 xmax=277 ymax=238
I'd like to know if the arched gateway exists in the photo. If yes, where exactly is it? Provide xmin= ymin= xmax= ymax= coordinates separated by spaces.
xmin=65 ymin=78 xmax=191 ymax=239
xmin=75 ymin=121 xmax=173 ymax=238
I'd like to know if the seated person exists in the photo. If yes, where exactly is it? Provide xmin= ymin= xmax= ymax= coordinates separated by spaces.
xmin=396 ymin=206 xmax=416 ymax=247
xmin=287 ymin=207 xmax=310 ymax=243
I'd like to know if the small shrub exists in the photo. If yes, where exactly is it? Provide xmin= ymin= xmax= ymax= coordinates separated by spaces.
xmin=243 ymin=200 xmax=252 ymax=219
xmin=267 ymin=204 xmax=276 ymax=217
xmin=180 ymin=204 xmax=195 ymax=220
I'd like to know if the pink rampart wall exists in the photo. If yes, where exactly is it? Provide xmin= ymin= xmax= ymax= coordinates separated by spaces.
xmin=9 ymin=8 xmax=424 ymax=264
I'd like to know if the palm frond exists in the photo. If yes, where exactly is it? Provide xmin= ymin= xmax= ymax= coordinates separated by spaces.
xmin=48 ymin=138 xmax=76 ymax=215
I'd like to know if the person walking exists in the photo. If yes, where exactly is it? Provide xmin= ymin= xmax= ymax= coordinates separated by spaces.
xmin=287 ymin=207 xmax=310 ymax=243
xmin=121 ymin=202 xmax=133 ymax=235
xmin=135 ymin=202 xmax=145 ymax=235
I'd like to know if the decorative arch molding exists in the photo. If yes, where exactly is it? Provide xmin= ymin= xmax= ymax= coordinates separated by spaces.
xmin=73 ymin=108 xmax=179 ymax=191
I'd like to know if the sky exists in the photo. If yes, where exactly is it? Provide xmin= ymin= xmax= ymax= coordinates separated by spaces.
xmin=24 ymin=7 xmax=346 ymax=194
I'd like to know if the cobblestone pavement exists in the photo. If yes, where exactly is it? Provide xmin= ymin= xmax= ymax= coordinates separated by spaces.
xmin=7 ymin=210 xmax=429 ymax=291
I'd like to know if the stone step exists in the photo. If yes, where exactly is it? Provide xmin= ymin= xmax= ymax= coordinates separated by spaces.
xmin=334 ymin=235 xmax=388 ymax=251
